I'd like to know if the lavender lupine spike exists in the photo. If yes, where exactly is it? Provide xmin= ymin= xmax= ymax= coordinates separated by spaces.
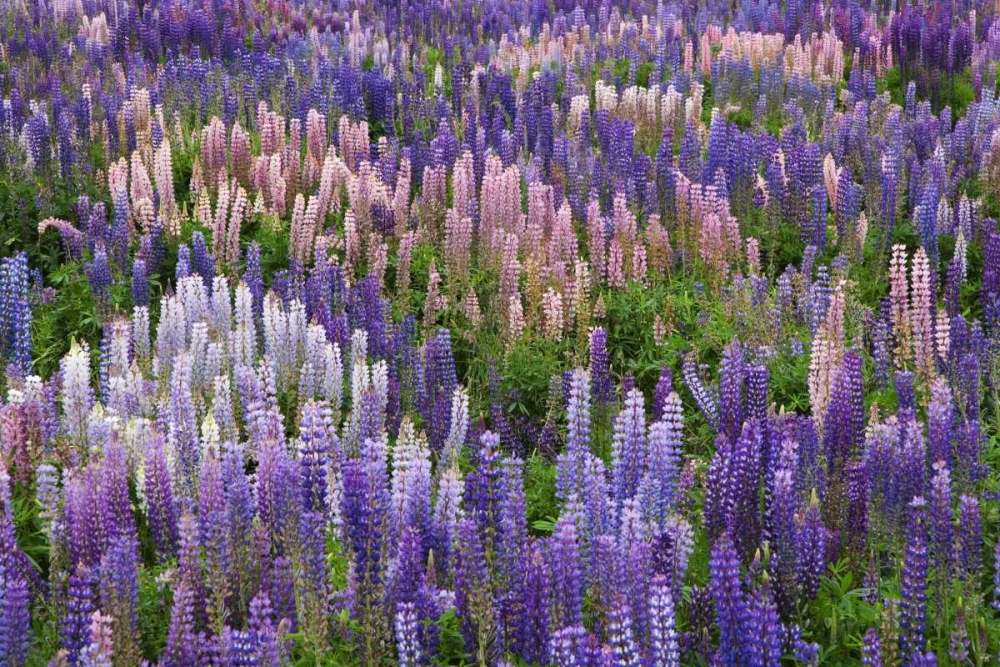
xmin=648 ymin=575 xmax=681 ymax=667
xmin=557 ymin=368 xmax=591 ymax=504
xmin=637 ymin=394 xmax=683 ymax=529
xmin=611 ymin=388 xmax=646 ymax=506
xmin=0 ymin=252 xmax=31 ymax=375
xmin=682 ymin=352 xmax=719 ymax=430
xmin=606 ymin=595 xmax=641 ymax=667
xmin=395 ymin=602 xmax=422 ymax=667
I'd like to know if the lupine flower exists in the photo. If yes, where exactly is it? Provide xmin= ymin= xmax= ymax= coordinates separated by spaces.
xmin=710 ymin=533 xmax=745 ymax=667
xmin=900 ymin=497 xmax=929 ymax=658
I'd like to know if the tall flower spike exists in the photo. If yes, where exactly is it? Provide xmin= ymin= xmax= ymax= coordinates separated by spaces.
xmin=900 ymin=497 xmax=929 ymax=658
xmin=710 ymin=533 xmax=745 ymax=667
xmin=611 ymin=388 xmax=646 ymax=506
xmin=637 ymin=392 xmax=683 ymax=529
xmin=648 ymin=575 xmax=681 ymax=667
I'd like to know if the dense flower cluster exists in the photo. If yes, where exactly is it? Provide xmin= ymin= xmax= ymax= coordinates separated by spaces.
xmin=0 ymin=0 xmax=999 ymax=665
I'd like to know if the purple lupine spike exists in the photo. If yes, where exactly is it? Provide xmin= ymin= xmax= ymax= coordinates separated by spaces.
xmin=395 ymin=601 xmax=422 ymax=667
xmin=731 ymin=419 xmax=764 ymax=559
xmin=432 ymin=463 xmax=463 ymax=567
xmin=795 ymin=491 xmax=828 ymax=602
xmin=549 ymin=624 xmax=588 ymax=667
xmin=926 ymin=379 xmax=955 ymax=469
xmin=512 ymin=544 xmax=552 ymax=664
xmin=130 ymin=258 xmax=148 ymax=308
xmin=98 ymin=534 xmax=139 ymax=659
xmin=682 ymin=352 xmax=719 ymax=431
xmin=611 ymin=388 xmax=646 ymax=506
xmin=742 ymin=580 xmax=783 ymax=667
xmin=163 ymin=577 xmax=205 ymax=667
xmin=770 ymin=438 xmax=800 ymax=615
xmin=744 ymin=365 xmax=769 ymax=422
xmin=637 ymin=392 xmax=683 ymax=529
xmin=894 ymin=371 xmax=916 ymax=423
xmin=651 ymin=367 xmax=674 ymax=422
xmin=949 ymin=611 xmax=970 ymax=664
xmin=900 ymin=497 xmax=929 ymax=659
xmin=550 ymin=511 xmax=584 ymax=630
xmin=589 ymin=327 xmax=613 ymax=407
xmin=298 ymin=401 xmax=333 ymax=515
xmin=710 ymin=533 xmax=745 ymax=667
xmin=791 ymin=625 xmax=820 ymax=667
xmin=826 ymin=350 xmax=865 ymax=468
xmin=453 ymin=517 xmax=495 ymax=660
xmin=957 ymin=495 xmax=982 ymax=581
xmin=846 ymin=459 xmax=868 ymax=554
xmin=606 ymin=595 xmax=641 ymax=667
xmin=0 ymin=558 xmax=30 ymax=666
xmin=341 ymin=453 xmax=388 ymax=638
xmin=556 ymin=369 xmax=591 ymax=504
xmin=102 ymin=440 xmax=135 ymax=544
xmin=861 ymin=628 xmax=883 ymax=666
xmin=0 ymin=253 xmax=32 ymax=375
xmin=927 ymin=462 xmax=953 ymax=577
xmin=497 ymin=457 xmax=528 ymax=586
xmin=718 ymin=340 xmax=745 ymax=445
xmin=648 ymin=575 xmax=681 ymax=667
xmin=61 ymin=565 xmax=97 ymax=665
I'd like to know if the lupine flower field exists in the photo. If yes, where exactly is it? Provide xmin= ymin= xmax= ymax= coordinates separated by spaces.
xmin=6 ymin=1 xmax=1000 ymax=666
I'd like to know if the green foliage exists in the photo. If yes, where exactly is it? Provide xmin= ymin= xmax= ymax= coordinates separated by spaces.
xmin=30 ymin=261 xmax=101 ymax=379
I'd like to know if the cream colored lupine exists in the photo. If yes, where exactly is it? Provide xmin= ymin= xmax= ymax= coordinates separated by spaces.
xmin=464 ymin=289 xmax=482 ymax=328
xmin=823 ymin=153 xmax=839 ymax=210
xmin=543 ymin=287 xmax=565 ymax=341
xmin=935 ymin=308 xmax=950 ymax=364
xmin=856 ymin=212 xmax=868 ymax=256
xmin=746 ymin=237 xmax=761 ymax=275
xmin=910 ymin=246 xmax=935 ymax=381
xmin=423 ymin=262 xmax=447 ymax=330
xmin=889 ymin=244 xmax=912 ymax=365
xmin=211 ymin=181 xmax=232 ymax=257
xmin=507 ymin=293 xmax=525 ymax=341
xmin=809 ymin=280 xmax=846 ymax=425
